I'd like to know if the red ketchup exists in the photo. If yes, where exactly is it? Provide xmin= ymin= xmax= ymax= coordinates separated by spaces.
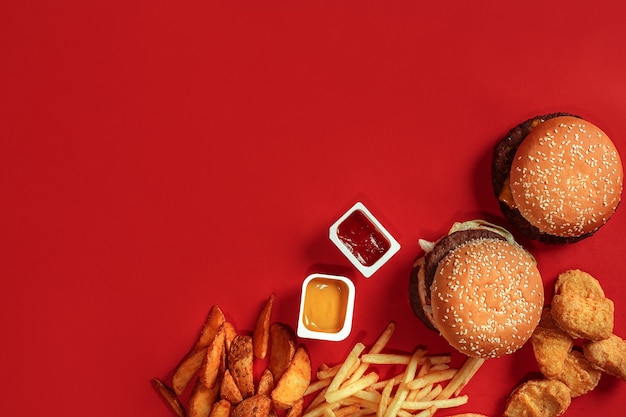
xmin=336 ymin=210 xmax=391 ymax=266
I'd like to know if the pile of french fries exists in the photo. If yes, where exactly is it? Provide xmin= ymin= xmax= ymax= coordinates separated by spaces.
xmin=152 ymin=294 xmax=312 ymax=417
xmin=302 ymin=322 xmax=487 ymax=417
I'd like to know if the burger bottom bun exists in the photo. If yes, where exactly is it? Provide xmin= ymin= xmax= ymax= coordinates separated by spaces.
xmin=431 ymin=238 xmax=544 ymax=358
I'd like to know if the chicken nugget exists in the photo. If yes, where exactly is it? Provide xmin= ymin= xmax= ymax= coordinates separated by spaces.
xmin=551 ymin=293 xmax=614 ymax=341
xmin=554 ymin=350 xmax=602 ymax=397
xmin=531 ymin=309 xmax=574 ymax=378
xmin=554 ymin=269 xmax=605 ymax=299
xmin=583 ymin=334 xmax=626 ymax=380
xmin=503 ymin=379 xmax=571 ymax=417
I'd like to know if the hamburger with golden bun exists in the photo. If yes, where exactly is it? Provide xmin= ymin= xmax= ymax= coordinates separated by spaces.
xmin=492 ymin=113 xmax=623 ymax=244
xmin=409 ymin=220 xmax=544 ymax=359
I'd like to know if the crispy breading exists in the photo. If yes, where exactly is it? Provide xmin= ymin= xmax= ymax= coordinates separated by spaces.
xmin=531 ymin=309 xmax=574 ymax=378
xmin=583 ymin=334 xmax=626 ymax=380
xmin=554 ymin=269 xmax=605 ymax=299
xmin=554 ymin=350 xmax=602 ymax=397
xmin=503 ymin=379 xmax=571 ymax=417
xmin=551 ymin=293 xmax=614 ymax=341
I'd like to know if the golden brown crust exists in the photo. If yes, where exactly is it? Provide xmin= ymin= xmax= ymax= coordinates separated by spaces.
xmin=583 ymin=334 xmax=626 ymax=380
xmin=554 ymin=269 xmax=605 ymax=298
xmin=510 ymin=116 xmax=623 ymax=238
xmin=550 ymin=270 xmax=614 ymax=341
xmin=431 ymin=238 xmax=544 ymax=359
xmin=554 ymin=350 xmax=602 ymax=397
xmin=551 ymin=293 xmax=614 ymax=341
xmin=503 ymin=379 xmax=571 ymax=417
xmin=531 ymin=309 xmax=574 ymax=379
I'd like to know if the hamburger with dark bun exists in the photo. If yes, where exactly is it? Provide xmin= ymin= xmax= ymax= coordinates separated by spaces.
xmin=492 ymin=113 xmax=623 ymax=244
xmin=409 ymin=220 xmax=544 ymax=359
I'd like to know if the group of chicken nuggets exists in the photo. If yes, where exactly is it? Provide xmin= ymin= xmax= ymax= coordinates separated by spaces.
xmin=504 ymin=269 xmax=626 ymax=417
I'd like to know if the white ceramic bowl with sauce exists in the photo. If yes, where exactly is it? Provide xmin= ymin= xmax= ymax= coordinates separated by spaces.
xmin=329 ymin=202 xmax=401 ymax=278
xmin=297 ymin=273 xmax=355 ymax=341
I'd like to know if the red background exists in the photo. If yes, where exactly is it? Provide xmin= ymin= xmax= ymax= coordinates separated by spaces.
xmin=2 ymin=1 xmax=626 ymax=416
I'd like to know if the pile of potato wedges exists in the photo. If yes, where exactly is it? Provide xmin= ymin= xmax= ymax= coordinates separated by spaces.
xmin=152 ymin=294 xmax=311 ymax=417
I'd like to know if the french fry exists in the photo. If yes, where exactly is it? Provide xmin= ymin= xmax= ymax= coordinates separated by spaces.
xmin=452 ymin=357 xmax=484 ymax=397
xmin=220 ymin=369 xmax=244 ymax=404
xmin=353 ymin=388 xmax=382 ymax=404
xmin=370 ymin=372 xmax=403 ymax=390
xmin=318 ymin=358 xmax=360 ymax=381
xmin=383 ymin=348 xmax=425 ymax=417
xmin=272 ymin=346 xmax=312 ymax=409
xmin=189 ymin=379 xmax=220 ymax=417
xmin=268 ymin=322 xmax=297 ymax=381
xmin=418 ymin=384 xmax=443 ymax=402
xmin=406 ymin=369 xmax=457 ymax=390
xmin=322 ymin=409 xmax=335 ymax=417
xmin=326 ymin=343 xmax=365 ymax=393
xmin=446 ymin=414 xmax=489 ymax=417
xmin=351 ymin=322 xmax=397 ymax=383
xmin=334 ymin=404 xmax=361 ymax=417
xmin=172 ymin=305 xmax=225 ymax=395
xmin=423 ymin=354 xmax=452 ymax=366
xmin=361 ymin=353 xmax=412 ymax=365
xmin=437 ymin=357 xmax=485 ymax=400
xmin=324 ymin=372 xmax=379 ymax=404
xmin=317 ymin=363 xmax=341 ymax=380
xmin=304 ymin=386 xmax=328 ymax=413
xmin=151 ymin=377 xmax=187 ymax=417
xmin=302 ymin=402 xmax=341 ymax=417
xmin=305 ymin=377 xmax=331 ymax=396
xmin=253 ymin=293 xmax=275 ymax=359
xmin=401 ymin=395 xmax=469 ymax=410
xmin=229 ymin=335 xmax=255 ymax=398
xmin=413 ymin=406 xmax=437 ymax=417
xmin=257 ymin=368 xmax=275 ymax=396
xmin=341 ymin=396 xmax=379 ymax=412
xmin=377 ymin=379 xmax=394 ymax=417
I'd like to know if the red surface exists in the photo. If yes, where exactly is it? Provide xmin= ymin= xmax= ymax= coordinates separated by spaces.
xmin=2 ymin=1 xmax=626 ymax=416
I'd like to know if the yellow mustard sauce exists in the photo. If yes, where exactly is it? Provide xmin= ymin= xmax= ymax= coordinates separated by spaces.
xmin=303 ymin=278 xmax=349 ymax=333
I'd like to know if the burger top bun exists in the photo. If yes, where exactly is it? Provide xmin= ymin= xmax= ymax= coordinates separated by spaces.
xmin=431 ymin=238 xmax=544 ymax=359
xmin=510 ymin=116 xmax=623 ymax=238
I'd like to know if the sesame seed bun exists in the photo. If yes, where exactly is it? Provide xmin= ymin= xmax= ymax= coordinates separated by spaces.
xmin=431 ymin=238 xmax=544 ymax=358
xmin=509 ymin=116 xmax=623 ymax=238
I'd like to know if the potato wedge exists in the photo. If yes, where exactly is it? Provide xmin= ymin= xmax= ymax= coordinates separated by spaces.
xmin=220 ymin=369 xmax=244 ymax=404
xmin=223 ymin=321 xmax=238 ymax=351
xmin=285 ymin=397 xmax=304 ymax=417
xmin=172 ymin=305 xmax=226 ymax=395
xmin=151 ymin=377 xmax=186 ymax=417
xmin=199 ymin=324 xmax=226 ymax=389
xmin=271 ymin=346 xmax=311 ymax=409
xmin=232 ymin=394 xmax=272 ymax=417
xmin=268 ymin=322 xmax=297 ymax=381
xmin=257 ymin=368 xmax=275 ymax=396
xmin=188 ymin=378 xmax=219 ymax=417
xmin=208 ymin=399 xmax=231 ymax=417
xmin=228 ymin=334 xmax=255 ymax=398
xmin=253 ymin=293 xmax=275 ymax=359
